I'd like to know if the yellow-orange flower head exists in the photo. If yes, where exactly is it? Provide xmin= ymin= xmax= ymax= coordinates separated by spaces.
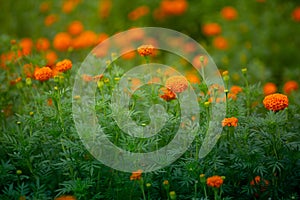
xmin=165 ymin=75 xmax=188 ymax=93
xmin=222 ymin=117 xmax=238 ymax=127
xmin=34 ymin=67 xmax=53 ymax=81
xmin=263 ymin=93 xmax=288 ymax=112
xmin=130 ymin=169 xmax=143 ymax=181
xmin=160 ymin=87 xmax=177 ymax=101
xmin=55 ymin=59 xmax=72 ymax=72
xmin=137 ymin=44 xmax=154 ymax=56
xmin=206 ymin=175 xmax=224 ymax=188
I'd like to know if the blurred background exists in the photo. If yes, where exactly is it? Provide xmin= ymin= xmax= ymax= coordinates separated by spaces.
xmin=1 ymin=0 xmax=300 ymax=86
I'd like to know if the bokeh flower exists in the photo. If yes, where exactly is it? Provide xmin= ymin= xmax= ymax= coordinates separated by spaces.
xmin=222 ymin=117 xmax=238 ymax=127
xmin=202 ymin=23 xmax=222 ymax=36
xmin=165 ymin=75 xmax=188 ymax=93
xmin=44 ymin=14 xmax=58 ymax=26
xmin=160 ymin=0 xmax=188 ymax=16
xmin=130 ymin=169 xmax=143 ymax=181
xmin=283 ymin=80 xmax=298 ymax=94
xmin=206 ymin=175 xmax=224 ymax=188
xmin=263 ymin=82 xmax=277 ymax=96
xmin=36 ymin=38 xmax=50 ymax=51
xmin=19 ymin=38 xmax=33 ymax=55
xmin=68 ymin=21 xmax=84 ymax=35
xmin=292 ymin=7 xmax=300 ymax=22
xmin=34 ymin=67 xmax=53 ymax=81
xmin=128 ymin=6 xmax=150 ymax=21
xmin=263 ymin=93 xmax=288 ymax=112
xmin=53 ymin=32 xmax=72 ymax=51
xmin=221 ymin=6 xmax=238 ymax=20
xmin=213 ymin=36 xmax=228 ymax=50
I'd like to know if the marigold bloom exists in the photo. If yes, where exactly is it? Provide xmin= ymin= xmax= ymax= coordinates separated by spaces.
xmin=160 ymin=87 xmax=177 ymax=101
xmin=20 ymin=38 xmax=33 ymax=55
xmin=206 ymin=175 xmax=224 ymax=188
xmin=165 ymin=76 xmax=188 ymax=93
xmin=36 ymin=38 xmax=50 ymax=51
xmin=44 ymin=14 xmax=58 ymax=26
xmin=263 ymin=93 xmax=288 ymax=112
xmin=230 ymin=85 xmax=242 ymax=94
xmin=137 ymin=44 xmax=154 ymax=56
xmin=160 ymin=0 xmax=188 ymax=16
xmin=292 ymin=7 xmax=300 ymax=22
xmin=221 ymin=6 xmax=238 ymax=20
xmin=202 ymin=23 xmax=222 ymax=36
xmin=55 ymin=59 xmax=72 ymax=72
xmin=45 ymin=50 xmax=58 ymax=66
xmin=283 ymin=80 xmax=298 ymax=94
xmin=250 ymin=176 xmax=269 ymax=187
xmin=55 ymin=195 xmax=77 ymax=200
xmin=53 ymin=32 xmax=72 ymax=51
xmin=62 ymin=0 xmax=80 ymax=13
xmin=34 ymin=67 xmax=53 ymax=81
xmin=192 ymin=54 xmax=208 ymax=69
xmin=68 ymin=21 xmax=84 ymax=35
xmin=99 ymin=0 xmax=112 ymax=19
xmin=213 ymin=36 xmax=228 ymax=50
xmin=263 ymin=82 xmax=277 ymax=96
xmin=72 ymin=31 xmax=98 ymax=49
xmin=10 ymin=77 xmax=22 ymax=85
xmin=128 ymin=6 xmax=150 ymax=21
xmin=40 ymin=2 xmax=51 ymax=13
xmin=222 ymin=117 xmax=238 ymax=127
xmin=186 ymin=72 xmax=200 ymax=84
xmin=130 ymin=169 xmax=143 ymax=181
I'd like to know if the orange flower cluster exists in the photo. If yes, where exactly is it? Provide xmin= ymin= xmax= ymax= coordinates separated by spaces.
xmin=263 ymin=82 xmax=277 ymax=96
xmin=53 ymin=32 xmax=73 ymax=51
xmin=202 ymin=23 xmax=222 ymax=36
xmin=221 ymin=6 xmax=238 ymax=20
xmin=137 ymin=44 xmax=154 ymax=56
xmin=263 ymin=93 xmax=288 ymax=112
xmin=292 ymin=7 xmax=300 ymax=22
xmin=68 ymin=21 xmax=84 ymax=35
xmin=165 ymin=76 xmax=188 ymax=93
xmin=55 ymin=195 xmax=77 ymax=200
xmin=222 ymin=117 xmax=238 ymax=127
xmin=283 ymin=80 xmax=298 ymax=94
xmin=213 ymin=36 xmax=228 ymax=50
xmin=55 ymin=59 xmax=72 ymax=73
xmin=159 ymin=0 xmax=188 ymax=16
xmin=130 ymin=169 xmax=143 ymax=181
xmin=34 ymin=67 xmax=53 ymax=81
xmin=128 ymin=6 xmax=150 ymax=21
xmin=228 ymin=85 xmax=243 ymax=100
xmin=160 ymin=87 xmax=177 ymax=101
xmin=206 ymin=175 xmax=224 ymax=188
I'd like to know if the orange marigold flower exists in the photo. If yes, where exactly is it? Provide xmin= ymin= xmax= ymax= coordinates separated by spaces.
xmin=53 ymin=32 xmax=72 ymax=51
xmin=62 ymin=0 xmax=79 ymax=13
xmin=55 ymin=59 xmax=72 ymax=72
xmin=130 ymin=169 xmax=143 ymax=181
xmin=263 ymin=93 xmax=288 ymax=112
xmin=263 ymin=82 xmax=277 ymax=96
xmin=44 ymin=14 xmax=58 ymax=26
xmin=55 ymin=195 xmax=77 ymax=200
xmin=186 ymin=72 xmax=200 ymax=84
xmin=221 ymin=6 xmax=238 ymax=20
xmin=34 ymin=67 xmax=53 ymax=81
xmin=160 ymin=0 xmax=188 ymax=16
xmin=230 ymin=85 xmax=243 ymax=94
xmin=222 ymin=117 xmax=238 ymax=127
xmin=40 ymin=2 xmax=51 ymax=13
xmin=160 ymin=87 xmax=177 ymax=101
xmin=36 ymin=38 xmax=50 ymax=51
xmin=128 ymin=6 xmax=150 ymax=21
xmin=72 ymin=30 xmax=98 ymax=49
xmin=213 ymin=36 xmax=228 ymax=50
xmin=20 ymin=38 xmax=33 ymax=55
xmin=206 ymin=175 xmax=224 ymax=188
xmin=68 ymin=21 xmax=84 ymax=35
xmin=165 ymin=75 xmax=188 ymax=93
xmin=250 ymin=176 xmax=269 ymax=188
xmin=202 ymin=23 xmax=222 ymax=36
xmin=292 ymin=7 xmax=300 ymax=22
xmin=283 ymin=80 xmax=298 ymax=94
xmin=137 ymin=44 xmax=154 ymax=56
xmin=45 ymin=50 xmax=58 ymax=66
xmin=98 ymin=0 xmax=112 ymax=19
